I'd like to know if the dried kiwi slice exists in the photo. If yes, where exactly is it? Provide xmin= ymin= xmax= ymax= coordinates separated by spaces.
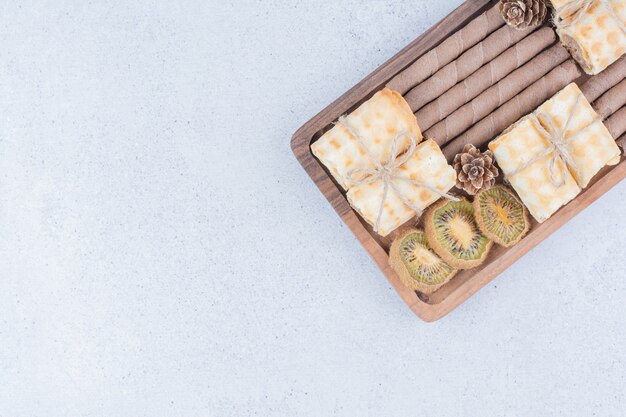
xmin=389 ymin=228 xmax=457 ymax=294
xmin=425 ymin=198 xmax=493 ymax=269
xmin=473 ymin=185 xmax=529 ymax=247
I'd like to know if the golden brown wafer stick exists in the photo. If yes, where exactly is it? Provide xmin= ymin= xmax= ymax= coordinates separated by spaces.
xmin=594 ymin=79 xmax=626 ymax=119
xmin=425 ymin=43 xmax=569 ymax=143
xmin=605 ymin=106 xmax=626 ymax=139
xmin=416 ymin=27 xmax=556 ymax=130
xmin=405 ymin=24 xmax=536 ymax=112
xmin=579 ymin=56 xmax=626 ymax=102
xmin=442 ymin=60 xmax=582 ymax=160
xmin=386 ymin=3 xmax=503 ymax=95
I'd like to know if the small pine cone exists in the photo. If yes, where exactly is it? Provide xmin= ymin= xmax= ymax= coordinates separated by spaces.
xmin=453 ymin=144 xmax=499 ymax=195
xmin=499 ymin=0 xmax=548 ymax=30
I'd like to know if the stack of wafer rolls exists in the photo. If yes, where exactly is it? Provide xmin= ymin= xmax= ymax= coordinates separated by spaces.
xmin=441 ymin=54 xmax=626 ymax=160
xmin=583 ymin=57 xmax=626 ymax=143
xmin=606 ymin=107 xmax=626 ymax=141
xmin=577 ymin=56 xmax=625 ymax=101
xmin=426 ymin=43 xmax=570 ymax=144
xmin=593 ymin=78 xmax=626 ymax=118
xmin=403 ymin=23 xmax=536 ymax=111
xmin=415 ymin=27 xmax=557 ymax=130
xmin=442 ymin=60 xmax=583 ymax=159
xmin=386 ymin=3 xmax=503 ymax=95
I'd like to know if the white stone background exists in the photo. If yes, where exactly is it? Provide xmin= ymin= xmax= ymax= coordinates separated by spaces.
xmin=1 ymin=0 xmax=625 ymax=416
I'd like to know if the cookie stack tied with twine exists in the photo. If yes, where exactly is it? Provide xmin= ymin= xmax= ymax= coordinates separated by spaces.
xmin=311 ymin=88 xmax=458 ymax=237
xmin=488 ymin=83 xmax=621 ymax=223
xmin=551 ymin=0 xmax=626 ymax=75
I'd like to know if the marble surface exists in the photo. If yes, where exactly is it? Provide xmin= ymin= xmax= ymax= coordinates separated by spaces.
xmin=1 ymin=1 xmax=625 ymax=416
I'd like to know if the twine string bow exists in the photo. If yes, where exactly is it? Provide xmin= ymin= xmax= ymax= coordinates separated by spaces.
xmin=336 ymin=116 xmax=458 ymax=233
xmin=554 ymin=0 xmax=626 ymax=36
xmin=507 ymin=93 xmax=600 ymax=187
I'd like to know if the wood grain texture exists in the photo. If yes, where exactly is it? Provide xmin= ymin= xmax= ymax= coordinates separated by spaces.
xmin=291 ymin=0 xmax=626 ymax=322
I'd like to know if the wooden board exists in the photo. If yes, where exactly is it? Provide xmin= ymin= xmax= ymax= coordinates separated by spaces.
xmin=291 ymin=0 xmax=626 ymax=322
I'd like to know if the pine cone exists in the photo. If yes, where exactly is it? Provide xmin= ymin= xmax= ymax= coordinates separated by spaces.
xmin=453 ymin=144 xmax=499 ymax=195
xmin=499 ymin=0 xmax=548 ymax=30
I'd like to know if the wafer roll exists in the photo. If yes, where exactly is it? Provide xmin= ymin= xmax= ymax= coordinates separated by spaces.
xmin=405 ymin=24 xmax=535 ymax=112
xmin=426 ymin=43 xmax=570 ymax=144
xmin=442 ymin=60 xmax=583 ymax=160
xmin=386 ymin=3 xmax=503 ymax=95
xmin=606 ymin=107 xmax=626 ymax=139
xmin=618 ymin=133 xmax=626 ymax=152
xmin=415 ymin=27 xmax=556 ymax=130
xmin=579 ymin=56 xmax=626 ymax=102
xmin=594 ymin=79 xmax=626 ymax=119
